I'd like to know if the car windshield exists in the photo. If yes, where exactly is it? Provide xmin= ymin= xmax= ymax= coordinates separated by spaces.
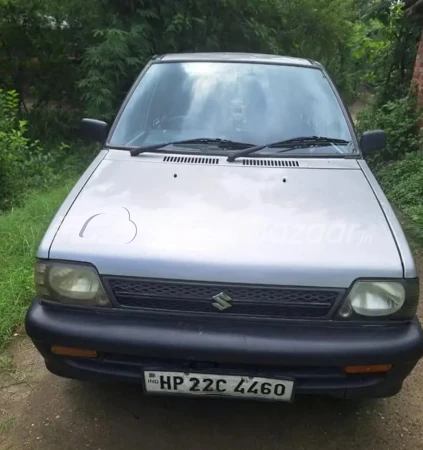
xmin=109 ymin=61 xmax=354 ymax=156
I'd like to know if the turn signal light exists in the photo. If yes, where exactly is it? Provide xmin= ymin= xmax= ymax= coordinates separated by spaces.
xmin=344 ymin=364 xmax=392 ymax=374
xmin=51 ymin=345 xmax=98 ymax=358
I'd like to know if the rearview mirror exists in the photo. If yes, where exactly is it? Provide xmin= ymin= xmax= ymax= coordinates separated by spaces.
xmin=79 ymin=118 xmax=109 ymax=143
xmin=360 ymin=130 xmax=386 ymax=154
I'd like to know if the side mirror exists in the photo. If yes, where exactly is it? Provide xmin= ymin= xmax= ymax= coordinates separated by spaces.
xmin=360 ymin=130 xmax=386 ymax=154
xmin=79 ymin=118 xmax=109 ymax=143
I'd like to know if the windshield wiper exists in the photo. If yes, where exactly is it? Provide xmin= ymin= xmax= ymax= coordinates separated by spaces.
xmin=227 ymin=136 xmax=352 ymax=162
xmin=130 ymin=138 xmax=256 ymax=157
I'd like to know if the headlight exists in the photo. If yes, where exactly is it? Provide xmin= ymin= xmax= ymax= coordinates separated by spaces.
xmin=338 ymin=280 xmax=419 ymax=320
xmin=35 ymin=260 xmax=111 ymax=307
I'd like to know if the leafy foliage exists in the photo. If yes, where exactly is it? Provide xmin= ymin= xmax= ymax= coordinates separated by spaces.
xmin=0 ymin=90 xmax=53 ymax=211
xmin=0 ymin=0 xmax=80 ymax=106
xmin=77 ymin=0 xmax=356 ymax=118
xmin=0 ymin=0 xmax=358 ymax=121
xmin=349 ymin=1 xmax=421 ymax=105
xmin=351 ymin=2 xmax=423 ymax=242
xmin=1 ymin=0 xmax=420 ymax=126
xmin=0 ymin=89 xmax=95 ymax=211
xmin=377 ymin=152 xmax=423 ymax=242
xmin=0 ymin=0 xmax=103 ymax=141
xmin=79 ymin=23 xmax=152 ymax=121
xmin=356 ymin=95 xmax=422 ymax=163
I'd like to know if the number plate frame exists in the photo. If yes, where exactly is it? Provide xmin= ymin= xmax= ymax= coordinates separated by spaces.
xmin=143 ymin=370 xmax=295 ymax=402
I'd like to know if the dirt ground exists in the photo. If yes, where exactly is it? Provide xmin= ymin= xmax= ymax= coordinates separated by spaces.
xmin=2 ymin=338 xmax=423 ymax=450
xmin=1 ymin=252 xmax=423 ymax=450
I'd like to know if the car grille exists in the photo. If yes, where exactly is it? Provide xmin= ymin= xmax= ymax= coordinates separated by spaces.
xmin=104 ymin=277 xmax=344 ymax=320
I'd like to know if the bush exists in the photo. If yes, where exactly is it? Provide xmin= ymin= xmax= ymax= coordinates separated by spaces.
xmin=356 ymin=95 xmax=422 ymax=164
xmin=0 ymin=89 xmax=95 ymax=212
xmin=0 ymin=90 xmax=54 ymax=211
xmin=25 ymin=106 xmax=81 ymax=146
xmin=377 ymin=152 xmax=423 ymax=242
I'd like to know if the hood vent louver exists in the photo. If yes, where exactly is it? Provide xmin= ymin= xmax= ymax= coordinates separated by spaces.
xmin=242 ymin=159 xmax=299 ymax=167
xmin=163 ymin=156 xmax=219 ymax=165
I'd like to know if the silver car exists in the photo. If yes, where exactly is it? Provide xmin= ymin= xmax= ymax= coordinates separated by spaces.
xmin=26 ymin=53 xmax=423 ymax=402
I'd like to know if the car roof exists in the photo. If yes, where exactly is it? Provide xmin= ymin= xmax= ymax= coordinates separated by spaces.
xmin=156 ymin=52 xmax=315 ymax=67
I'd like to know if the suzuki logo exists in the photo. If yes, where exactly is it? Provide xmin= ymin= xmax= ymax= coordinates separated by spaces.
xmin=212 ymin=292 xmax=233 ymax=311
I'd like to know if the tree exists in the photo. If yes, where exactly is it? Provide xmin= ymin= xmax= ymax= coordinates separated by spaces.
xmin=77 ymin=0 xmax=356 ymax=118
xmin=0 ymin=0 xmax=367 ymax=128
xmin=348 ymin=0 xmax=421 ymax=104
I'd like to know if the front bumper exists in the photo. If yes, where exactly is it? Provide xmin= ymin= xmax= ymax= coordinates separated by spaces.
xmin=26 ymin=300 xmax=423 ymax=399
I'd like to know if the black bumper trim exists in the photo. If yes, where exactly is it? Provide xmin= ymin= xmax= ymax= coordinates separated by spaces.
xmin=34 ymin=345 xmax=413 ymax=399
xmin=26 ymin=300 xmax=423 ymax=366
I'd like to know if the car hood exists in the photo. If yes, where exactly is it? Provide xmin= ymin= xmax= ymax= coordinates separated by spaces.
xmin=48 ymin=152 xmax=402 ymax=288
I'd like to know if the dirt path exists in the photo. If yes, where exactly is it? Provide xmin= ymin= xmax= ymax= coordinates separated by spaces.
xmin=1 ymin=256 xmax=423 ymax=450
xmin=349 ymin=99 xmax=367 ymax=123
xmin=349 ymin=92 xmax=373 ymax=123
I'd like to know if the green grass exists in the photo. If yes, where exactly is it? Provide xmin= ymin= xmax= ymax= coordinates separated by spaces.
xmin=0 ymin=181 xmax=75 ymax=347
xmin=0 ymin=355 xmax=15 ymax=374
xmin=0 ymin=417 xmax=16 ymax=435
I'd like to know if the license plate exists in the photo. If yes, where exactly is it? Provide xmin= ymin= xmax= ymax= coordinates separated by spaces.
xmin=144 ymin=371 xmax=294 ymax=402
